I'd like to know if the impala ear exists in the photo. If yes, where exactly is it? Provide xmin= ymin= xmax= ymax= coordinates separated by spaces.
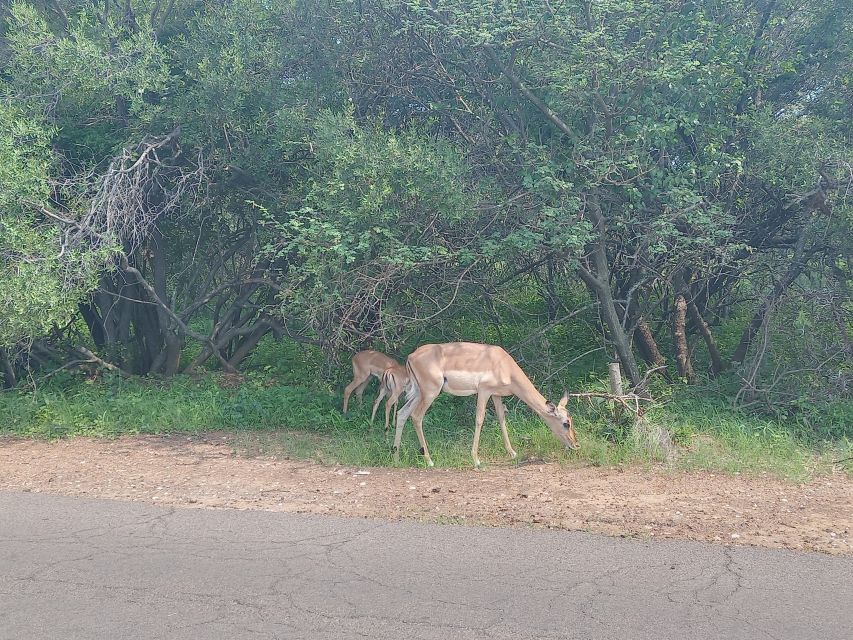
xmin=557 ymin=392 xmax=568 ymax=411
xmin=545 ymin=400 xmax=557 ymax=415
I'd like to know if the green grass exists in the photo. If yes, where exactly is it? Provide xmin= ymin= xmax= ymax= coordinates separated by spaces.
xmin=1 ymin=368 xmax=849 ymax=481
xmin=4 ymin=278 xmax=848 ymax=482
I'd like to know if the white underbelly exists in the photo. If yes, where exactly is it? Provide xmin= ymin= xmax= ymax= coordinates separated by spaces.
xmin=441 ymin=371 xmax=488 ymax=396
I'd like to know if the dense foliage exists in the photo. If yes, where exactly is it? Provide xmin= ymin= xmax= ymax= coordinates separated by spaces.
xmin=1 ymin=1 xmax=850 ymax=436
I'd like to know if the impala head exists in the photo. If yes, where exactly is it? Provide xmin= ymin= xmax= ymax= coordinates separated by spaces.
xmin=544 ymin=392 xmax=579 ymax=451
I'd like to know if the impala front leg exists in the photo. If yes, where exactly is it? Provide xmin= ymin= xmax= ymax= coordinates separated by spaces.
xmin=354 ymin=379 xmax=370 ymax=406
xmin=342 ymin=378 xmax=362 ymax=414
xmin=472 ymin=392 xmax=490 ymax=468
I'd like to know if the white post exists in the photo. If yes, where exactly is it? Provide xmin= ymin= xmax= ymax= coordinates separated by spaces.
xmin=608 ymin=361 xmax=624 ymax=421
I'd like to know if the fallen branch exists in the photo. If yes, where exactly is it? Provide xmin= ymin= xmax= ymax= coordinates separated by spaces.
xmin=72 ymin=346 xmax=133 ymax=378
xmin=564 ymin=391 xmax=652 ymax=417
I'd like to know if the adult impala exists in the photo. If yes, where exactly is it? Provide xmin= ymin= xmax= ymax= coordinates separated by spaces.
xmin=369 ymin=364 xmax=410 ymax=434
xmin=342 ymin=350 xmax=399 ymax=414
xmin=393 ymin=342 xmax=579 ymax=467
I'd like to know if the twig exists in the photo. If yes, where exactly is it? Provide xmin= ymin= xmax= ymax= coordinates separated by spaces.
xmin=509 ymin=304 xmax=598 ymax=354
xmin=541 ymin=346 xmax=604 ymax=383
xmin=23 ymin=360 xmax=88 ymax=384
xmin=636 ymin=365 xmax=667 ymax=391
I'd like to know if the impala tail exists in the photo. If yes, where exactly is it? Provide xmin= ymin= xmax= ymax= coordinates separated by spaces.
xmin=381 ymin=368 xmax=395 ymax=394
xmin=403 ymin=360 xmax=419 ymax=402
xmin=395 ymin=360 xmax=420 ymax=420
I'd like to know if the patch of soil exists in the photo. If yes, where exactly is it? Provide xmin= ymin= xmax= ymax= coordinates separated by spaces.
xmin=1 ymin=433 xmax=850 ymax=555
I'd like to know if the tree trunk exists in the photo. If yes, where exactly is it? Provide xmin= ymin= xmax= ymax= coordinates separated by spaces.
xmin=833 ymin=307 xmax=852 ymax=360
xmin=0 ymin=348 xmax=16 ymax=388
xmin=687 ymin=300 xmax=724 ymax=376
xmin=672 ymin=294 xmax=695 ymax=383
xmin=577 ymin=199 xmax=644 ymax=389
xmin=543 ymin=258 xmax=559 ymax=321
xmin=78 ymin=302 xmax=106 ymax=348
xmin=614 ymin=295 xmax=671 ymax=381
xmin=133 ymin=299 xmax=162 ymax=374
xmin=732 ymin=228 xmax=808 ymax=364
xmin=147 ymin=228 xmax=179 ymax=375
xmin=635 ymin=314 xmax=666 ymax=366
xmin=228 ymin=324 xmax=272 ymax=369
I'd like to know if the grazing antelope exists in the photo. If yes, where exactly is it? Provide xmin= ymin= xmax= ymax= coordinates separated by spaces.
xmin=370 ymin=364 xmax=410 ymax=434
xmin=393 ymin=342 xmax=579 ymax=467
xmin=342 ymin=350 xmax=399 ymax=414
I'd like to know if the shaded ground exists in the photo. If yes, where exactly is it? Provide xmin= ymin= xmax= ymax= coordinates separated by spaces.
xmin=1 ymin=433 xmax=850 ymax=555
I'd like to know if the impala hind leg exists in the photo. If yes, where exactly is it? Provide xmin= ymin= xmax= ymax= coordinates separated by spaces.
xmin=410 ymin=393 xmax=439 ymax=467
xmin=393 ymin=386 xmax=439 ymax=466
xmin=370 ymin=385 xmax=387 ymax=430
xmin=393 ymin=391 xmax=418 ymax=463
xmin=384 ymin=387 xmax=403 ymax=434
xmin=492 ymin=395 xmax=516 ymax=460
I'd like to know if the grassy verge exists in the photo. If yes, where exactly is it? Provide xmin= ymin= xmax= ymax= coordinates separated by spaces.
xmin=1 ymin=371 xmax=849 ymax=481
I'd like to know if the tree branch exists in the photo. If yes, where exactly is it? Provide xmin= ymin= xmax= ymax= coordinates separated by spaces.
xmin=482 ymin=44 xmax=578 ymax=142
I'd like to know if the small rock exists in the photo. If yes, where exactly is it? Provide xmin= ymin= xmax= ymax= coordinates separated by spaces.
xmin=731 ymin=533 xmax=741 ymax=539
xmin=431 ymin=487 xmax=441 ymax=493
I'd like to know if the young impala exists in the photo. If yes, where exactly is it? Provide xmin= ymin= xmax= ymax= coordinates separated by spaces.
xmin=370 ymin=364 xmax=410 ymax=434
xmin=393 ymin=342 xmax=579 ymax=467
xmin=342 ymin=350 xmax=399 ymax=415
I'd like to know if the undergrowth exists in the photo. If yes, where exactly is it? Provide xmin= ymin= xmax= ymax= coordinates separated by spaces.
xmin=1 ymin=365 xmax=849 ymax=482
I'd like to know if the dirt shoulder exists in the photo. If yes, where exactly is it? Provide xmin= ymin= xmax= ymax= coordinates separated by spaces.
xmin=1 ymin=433 xmax=850 ymax=555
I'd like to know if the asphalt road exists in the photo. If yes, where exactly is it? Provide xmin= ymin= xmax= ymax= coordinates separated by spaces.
xmin=0 ymin=491 xmax=850 ymax=639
